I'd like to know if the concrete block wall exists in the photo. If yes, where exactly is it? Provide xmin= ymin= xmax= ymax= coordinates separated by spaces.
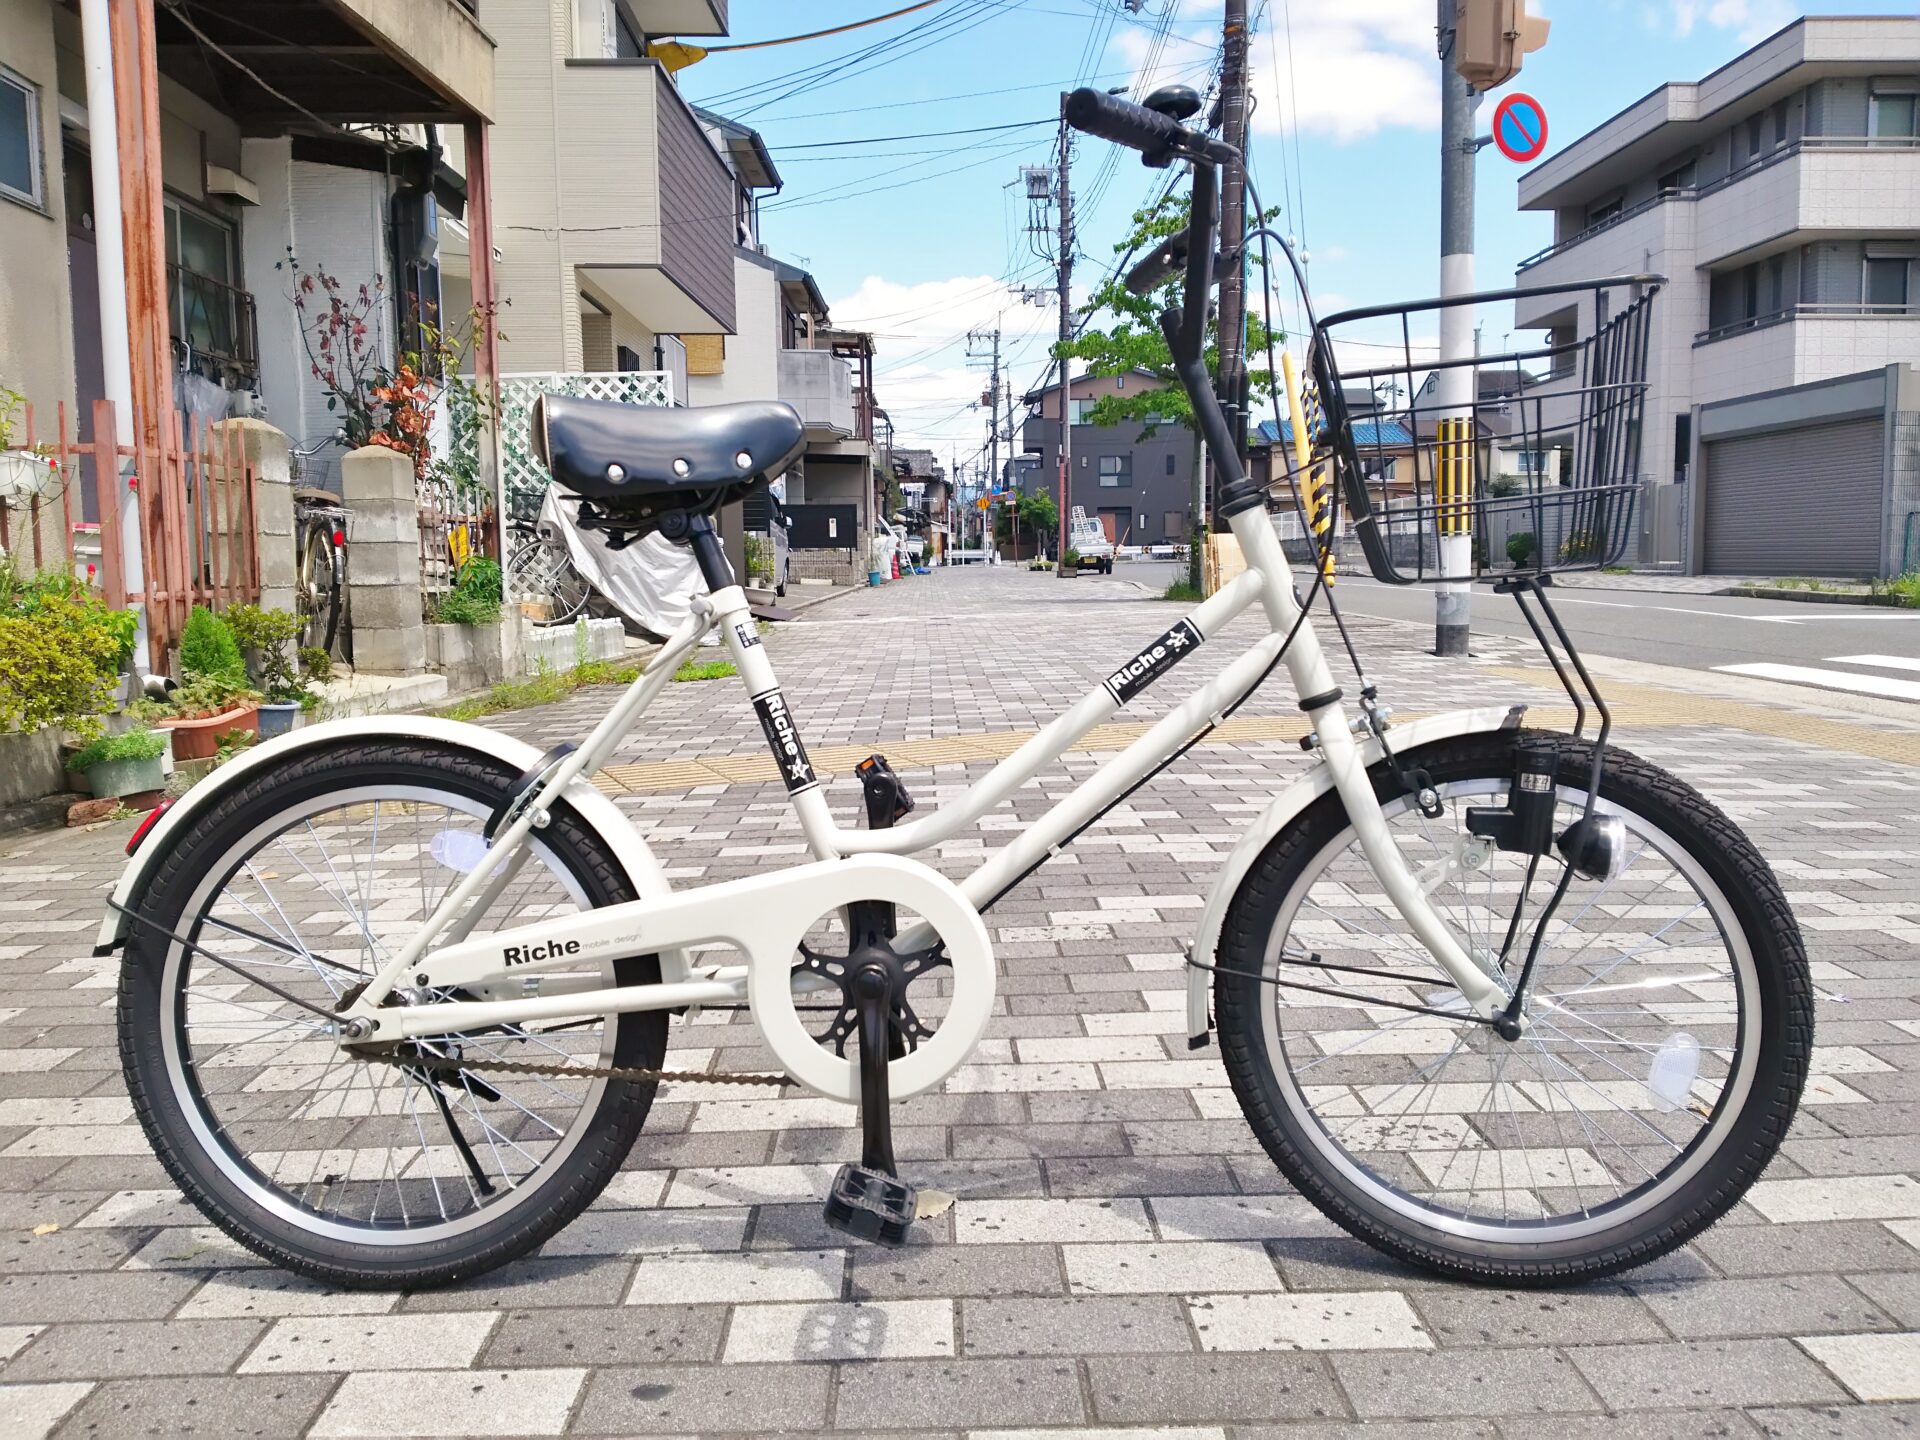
xmin=341 ymin=446 xmax=426 ymax=675
xmin=791 ymin=545 xmax=866 ymax=585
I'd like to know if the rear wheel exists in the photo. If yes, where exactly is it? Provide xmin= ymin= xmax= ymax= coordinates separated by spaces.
xmin=117 ymin=740 xmax=667 ymax=1289
xmin=1214 ymin=730 xmax=1810 ymax=1283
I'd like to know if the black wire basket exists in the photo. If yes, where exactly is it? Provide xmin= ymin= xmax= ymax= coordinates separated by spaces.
xmin=1295 ymin=276 xmax=1661 ymax=586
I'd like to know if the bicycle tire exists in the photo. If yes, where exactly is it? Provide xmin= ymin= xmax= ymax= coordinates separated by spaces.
xmin=117 ymin=739 xmax=668 ymax=1290
xmin=298 ymin=522 xmax=344 ymax=655
xmin=1213 ymin=729 xmax=1810 ymax=1284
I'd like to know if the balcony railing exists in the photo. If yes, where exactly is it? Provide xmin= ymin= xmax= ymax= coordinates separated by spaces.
xmin=1694 ymin=301 xmax=1920 ymax=347
xmin=778 ymin=348 xmax=855 ymax=435
xmin=169 ymin=264 xmax=258 ymax=382
xmin=1520 ymin=134 xmax=1920 ymax=272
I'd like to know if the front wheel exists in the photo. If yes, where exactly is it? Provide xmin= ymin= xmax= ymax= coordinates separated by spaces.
xmin=1214 ymin=730 xmax=1810 ymax=1284
xmin=117 ymin=740 xmax=668 ymax=1289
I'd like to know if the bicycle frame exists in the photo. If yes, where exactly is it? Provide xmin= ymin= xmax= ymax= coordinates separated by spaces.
xmin=328 ymin=503 xmax=1506 ymax=1082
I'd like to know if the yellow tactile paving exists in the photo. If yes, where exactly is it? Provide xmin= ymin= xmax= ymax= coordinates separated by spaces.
xmin=589 ymin=668 xmax=1918 ymax=797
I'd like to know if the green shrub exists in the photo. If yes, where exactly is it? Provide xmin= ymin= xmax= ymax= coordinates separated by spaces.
xmin=66 ymin=728 xmax=166 ymax=772
xmin=1559 ymin=529 xmax=1601 ymax=563
xmin=1162 ymin=579 xmax=1204 ymax=602
xmin=435 ymin=556 xmax=503 ymax=626
xmin=180 ymin=606 xmax=246 ymax=688
xmin=1063 ymin=549 xmax=1083 ymax=568
xmin=0 ymin=567 xmax=137 ymax=737
xmin=1488 ymin=474 xmax=1523 ymax=498
xmin=1506 ymin=532 xmax=1537 ymax=567
xmin=299 ymin=646 xmax=333 ymax=682
xmin=226 ymin=604 xmax=308 ymax=701
xmin=1888 ymin=571 xmax=1920 ymax=608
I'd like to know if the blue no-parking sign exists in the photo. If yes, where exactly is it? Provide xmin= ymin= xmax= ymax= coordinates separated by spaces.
xmin=1492 ymin=92 xmax=1548 ymax=163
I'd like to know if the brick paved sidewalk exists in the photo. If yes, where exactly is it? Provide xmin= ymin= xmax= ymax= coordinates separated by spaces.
xmin=2 ymin=565 xmax=1915 ymax=1437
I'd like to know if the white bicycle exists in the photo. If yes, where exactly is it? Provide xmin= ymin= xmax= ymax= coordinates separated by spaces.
xmin=103 ymin=88 xmax=1809 ymax=1290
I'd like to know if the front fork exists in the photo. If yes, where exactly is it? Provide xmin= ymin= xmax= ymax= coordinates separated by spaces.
xmin=1230 ymin=506 xmax=1510 ymax=1022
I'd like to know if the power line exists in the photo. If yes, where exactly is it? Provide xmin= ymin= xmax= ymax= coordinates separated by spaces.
xmin=692 ymin=1 xmax=952 ymax=54
xmin=768 ymin=118 xmax=1052 ymax=150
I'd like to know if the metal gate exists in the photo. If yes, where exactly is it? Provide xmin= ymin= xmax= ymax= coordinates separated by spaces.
xmin=1702 ymin=417 xmax=1883 ymax=576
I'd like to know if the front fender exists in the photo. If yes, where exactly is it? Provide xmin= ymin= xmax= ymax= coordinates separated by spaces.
xmin=96 ymin=715 xmax=685 ymax=980
xmin=1185 ymin=705 xmax=1524 ymax=1042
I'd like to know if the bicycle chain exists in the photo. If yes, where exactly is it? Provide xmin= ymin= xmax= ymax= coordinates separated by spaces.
xmin=366 ymin=1048 xmax=789 ymax=1087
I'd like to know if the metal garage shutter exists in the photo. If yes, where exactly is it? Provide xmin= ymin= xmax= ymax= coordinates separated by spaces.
xmin=1702 ymin=417 xmax=1883 ymax=576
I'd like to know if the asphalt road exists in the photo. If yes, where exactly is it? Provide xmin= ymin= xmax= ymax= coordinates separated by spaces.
xmin=1115 ymin=560 xmax=1920 ymax=701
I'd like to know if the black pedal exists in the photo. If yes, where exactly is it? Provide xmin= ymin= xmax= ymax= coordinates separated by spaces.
xmin=855 ymin=754 xmax=916 ymax=829
xmin=824 ymin=1162 xmax=919 ymax=1247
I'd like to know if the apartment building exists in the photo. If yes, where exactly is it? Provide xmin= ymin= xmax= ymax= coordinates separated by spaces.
xmin=1513 ymin=15 xmax=1920 ymax=577
xmin=1019 ymin=369 xmax=1197 ymax=549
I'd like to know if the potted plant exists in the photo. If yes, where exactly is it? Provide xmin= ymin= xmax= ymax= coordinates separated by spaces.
xmin=1506 ymin=532 xmax=1537 ymax=570
xmin=0 ymin=384 xmax=60 ymax=504
xmin=1061 ymin=548 xmax=1083 ymax=578
xmin=226 ymin=603 xmax=310 ymax=739
xmin=65 ymin=728 xmax=167 ymax=801
xmin=159 ymin=606 xmax=261 ymax=760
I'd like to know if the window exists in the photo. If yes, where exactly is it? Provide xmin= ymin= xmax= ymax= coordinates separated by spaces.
xmin=165 ymin=200 xmax=243 ymax=365
xmin=1097 ymin=454 xmax=1130 ymax=487
xmin=1870 ymin=90 xmax=1918 ymax=140
xmin=1514 ymin=449 xmax=1550 ymax=477
xmin=1164 ymin=452 xmax=1176 ymax=476
xmin=1657 ymin=158 xmax=1697 ymax=194
xmin=0 ymin=64 xmax=44 ymax=208
xmin=1744 ymin=114 xmax=1766 ymax=160
xmin=1865 ymin=254 xmax=1911 ymax=309
xmin=1068 ymin=398 xmax=1096 ymax=425
xmin=1772 ymin=99 xmax=1789 ymax=147
xmin=1164 ymin=510 xmax=1183 ymax=541
xmin=1586 ymin=195 xmax=1623 ymax=227
xmin=1114 ymin=375 xmax=1125 ymax=389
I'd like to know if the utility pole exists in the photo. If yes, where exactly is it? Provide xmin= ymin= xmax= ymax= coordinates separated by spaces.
xmin=1211 ymin=0 xmax=1252 ymax=588
xmin=967 ymin=324 xmax=1004 ymax=515
xmin=1055 ymin=94 xmax=1074 ymax=572
xmin=1434 ymin=0 xmax=1480 ymax=658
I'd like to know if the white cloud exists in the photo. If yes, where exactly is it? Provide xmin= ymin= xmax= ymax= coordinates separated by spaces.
xmin=1661 ymin=0 xmax=1798 ymax=45
xmin=1112 ymin=0 xmax=1438 ymax=142
xmin=826 ymin=273 xmax=1058 ymax=458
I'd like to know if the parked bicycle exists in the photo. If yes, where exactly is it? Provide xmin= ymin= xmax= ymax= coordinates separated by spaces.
xmin=288 ymin=434 xmax=348 ymax=658
xmin=102 ymin=86 xmax=1808 ymax=1291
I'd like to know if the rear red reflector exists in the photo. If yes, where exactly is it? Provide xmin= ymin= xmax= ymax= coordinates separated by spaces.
xmin=333 ymin=528 xmax=346 ymax=546
xmin=126 ymin=800 xmax=172 ymax=856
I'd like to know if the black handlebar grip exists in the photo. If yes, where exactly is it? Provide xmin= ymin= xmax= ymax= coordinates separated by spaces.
xmin=1124 ymin=238 xmax=1186 ymax=297
xmin=1064 ymin=87 xmax=1186 ymax=155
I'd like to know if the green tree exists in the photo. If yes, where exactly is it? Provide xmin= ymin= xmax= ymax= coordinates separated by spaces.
xmin=1054 ymin=193 xmax=1280 ymax=590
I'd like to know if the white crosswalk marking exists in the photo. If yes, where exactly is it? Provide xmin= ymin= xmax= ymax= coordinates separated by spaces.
xmin=1715 ymin=661 xmax=1920 ymax=702
xmin=1830 ymin=654 xmax=1920 ymax=675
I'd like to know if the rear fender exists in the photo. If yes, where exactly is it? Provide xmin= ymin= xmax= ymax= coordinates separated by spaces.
xmin=1185 ymin=705 xmax=1524 ymax=1042
xmin=95 ymin=716 xmax=686 ymax=980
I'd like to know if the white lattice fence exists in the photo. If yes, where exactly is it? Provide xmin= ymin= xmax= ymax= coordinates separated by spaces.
xmin=498 ymin=371 xmax=675 ymax=523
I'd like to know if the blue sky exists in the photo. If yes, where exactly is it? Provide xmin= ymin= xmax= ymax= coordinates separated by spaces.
xmin=679 ymin=1 xmax=1911 ymax=467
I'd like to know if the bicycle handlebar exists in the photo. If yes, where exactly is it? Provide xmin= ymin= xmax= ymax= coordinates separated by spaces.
xmin=1063 ymin=87 xmax=1237 ymax=166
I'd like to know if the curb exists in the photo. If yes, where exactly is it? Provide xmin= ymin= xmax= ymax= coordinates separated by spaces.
xmin=1726 ymin=586 xmax=1908 ymax=608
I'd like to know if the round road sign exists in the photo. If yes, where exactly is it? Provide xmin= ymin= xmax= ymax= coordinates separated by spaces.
xmin=1492 ymin=92 xmax=1548 ymax=164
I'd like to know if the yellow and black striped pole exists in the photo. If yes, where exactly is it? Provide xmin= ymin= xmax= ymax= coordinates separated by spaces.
xmin=1436 ymin=415 xmax=1472 ymax=544
xmin=1281 ymin=352 xmax=1335 ymax=587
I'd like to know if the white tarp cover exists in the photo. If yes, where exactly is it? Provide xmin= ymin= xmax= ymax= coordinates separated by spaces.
xmin=538 ymin=488 xmax=703 ymax=641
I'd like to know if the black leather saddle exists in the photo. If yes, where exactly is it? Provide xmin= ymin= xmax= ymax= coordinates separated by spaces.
xmin=531 ymin=393 xmax=806 ymax=506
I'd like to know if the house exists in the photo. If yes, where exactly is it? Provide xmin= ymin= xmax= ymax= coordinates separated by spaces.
xmin=890 ymin=447 xmax=948 ymax=562
xmin=1512 ymin=14 xmax=1920 ymax=577
xmin=482 ymin=0 xmax=734 ymax=398
xmin=0 ymin=0 xmax=495 ymax=499
xmin=1018 ymin=369 xmax=1196 ymax=549
xmin=682 ymin=105 xmax=889 ymax=585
